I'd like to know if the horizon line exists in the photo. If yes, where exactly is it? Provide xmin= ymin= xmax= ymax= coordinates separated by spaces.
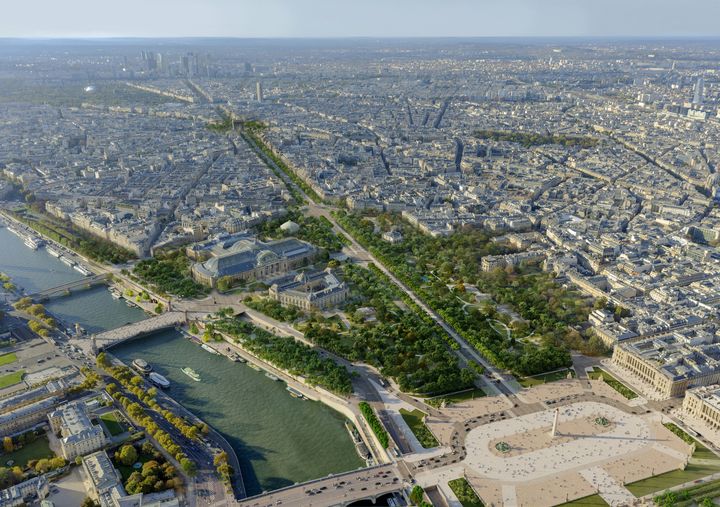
xmin=3 ymin=35 xmax=720 ymax=41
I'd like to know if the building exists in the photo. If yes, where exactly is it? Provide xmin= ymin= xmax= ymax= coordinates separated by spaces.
xmin=0 ymin=476 xmax=49 ymax=507
xmin=683 ymin=385 xmax=720 ymax=445
xmin=48 ymin=402 xmax=106 ymax=459
xmin=693 ymin=77 xmax=705 ymax=106
xmin=0 ymin=378 xmax=69 ymax=415
xmin=0 ymin=397 xmax=59 ymax=437
xmin=481 ymin=250 xmax=547 ymax=272
xmin=612 ymin=327 xmax=720 ymax=399
xmin=381 ymin=229 xmax=403 ymax=244
xmin=191 ymin=237 xmax=316 ymax=288
xmin=268 ymin=269 xmax=349 ymax=311
xmin=256 ymin=82 xmax=263 ymax=102
xmin=82 ymin=451 xmax=179 ymax=507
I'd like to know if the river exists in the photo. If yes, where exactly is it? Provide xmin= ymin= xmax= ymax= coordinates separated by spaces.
xmin=0 ymin=224 xmax=363 ymax=495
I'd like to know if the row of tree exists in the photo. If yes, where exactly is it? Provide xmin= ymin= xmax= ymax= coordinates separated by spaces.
xmin=302 ymin=263 xmax=475 ymax=395
xmin=213 ymin=317 xmax=353 ymax=396
xmin=358 ymin=402 xmax=389 ymax=448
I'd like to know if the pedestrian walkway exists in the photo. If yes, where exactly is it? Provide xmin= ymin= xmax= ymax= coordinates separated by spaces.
xmin=502 ymin=484 xmax=518 ymax=506
xmin=579 ymin=466 xmax=635 ymax=506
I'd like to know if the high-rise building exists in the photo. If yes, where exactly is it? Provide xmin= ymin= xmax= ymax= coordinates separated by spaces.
xmin=693 ymin=77 xmax=705 ymax=105
xmin=256 ymin=82 xmax=263 ymax=102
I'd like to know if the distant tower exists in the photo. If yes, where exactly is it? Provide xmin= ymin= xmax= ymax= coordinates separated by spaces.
xmin=256 ymin=82 xmax=263 ymax=102
xmin=693 ymin=77 xmax=705 ymax=106
xmin=551 ymin=408 xmax=560 ymax=438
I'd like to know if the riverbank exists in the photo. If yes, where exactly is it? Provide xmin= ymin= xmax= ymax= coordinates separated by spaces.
xmin=111 ymin=330 xmax=365 ymax=495
xmin=187 ymin=327 xmax=385 ymax=466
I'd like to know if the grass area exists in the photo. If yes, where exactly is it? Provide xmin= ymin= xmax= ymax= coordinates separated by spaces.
xmin=626 ymin=460 xmax=720 ymax=498
xmin=400 ymin=408 xmax=439 ymax=448
xmin=519 ymin=368 xmax=575 ymax=387
xmin=654 ymin=477 xmax=720 ymax=507
xmin=100 ymin=411 xmax=126 ymax=437
xmin=0 ymin=352 xmax=17 ymax=366
xmin=625 ymin=431 xmax=720 ymax=498
xmin=559 ymin=494 xmax=609 ymax=506
xmin=448 ymin=478 xmax=484 ymax=507
xmin=0 ymin=370 xmax=24 ymax=389
xmin=587 ymin=368 xmax=637 ymax=399
xmin=427 ymin=388 xmax=486 ymax=407
xmin=1 ymin=436 xmax=53 ymax=468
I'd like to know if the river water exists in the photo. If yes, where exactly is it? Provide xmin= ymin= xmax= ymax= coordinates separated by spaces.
xmin=0 ymin=224 xmax=363 ymax=495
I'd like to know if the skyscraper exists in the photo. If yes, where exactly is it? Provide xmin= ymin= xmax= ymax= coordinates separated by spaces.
xmin=256 ymin=82 xmax=263 ymax=102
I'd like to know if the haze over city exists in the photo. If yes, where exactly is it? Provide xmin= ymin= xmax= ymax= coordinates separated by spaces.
xmin=3 ymin=0 xmax=720 ymax=38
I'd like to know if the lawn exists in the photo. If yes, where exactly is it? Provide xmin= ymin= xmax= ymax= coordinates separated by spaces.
xmin=400 ymin=408 xmax=439 ymax=448
xmin=448 ymin=478 xmax=484 ymax=507
xmin=654 ymin=477 xmax=720 ymax=507
xmin=100 ymin=411 xmax=126 ymax=436
xmin=427 ymin=388 xmax=486 ymax=407
xmin=0 ymin=352 xmax=17 ymax=366
xmin=1 ymin=435 xmax=54 ymax=468
xmin=626 ymin=423 xmax=720 ymax=498
xmin=519 ymin=368 xmax=575 ymax=387
xmin=0 ymin=370 xmax=24 ymax=389
xmin=559 ymin=494 xmax=609 ymax=506
xmin=587 ymin=368 xmax=637 ymax=399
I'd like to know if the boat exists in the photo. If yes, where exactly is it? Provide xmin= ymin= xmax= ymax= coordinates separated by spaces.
xmin=265 ymin=372 xmax=280 ymax=381
xmin=229 ymin=353 xmax=245 ymax=363
xmin=286 ymin=386 xmax=305 ymax=399
xmin=46 ymin=246 xmax=61 ymax=258
xmin=60 ymin=256 xmax=75 ymax=267
xmin=24 ymin=237 xmax=40 ymax=250
xmin=7 ymin=226 xmax=22 ymax=237
xmin=74 ymin=264 xmax=91 ymax=276
xmin=109 ymin=288 xmax=123 ymax=300
xmin=149 ymin=372 xmax=170 ymax=389
xmin=201 ymin=343 xmax=219 ymax=355
xmin=247 ymin=363 xmax=261 ymax=372
xmin=181 ymin=367 xmax=201 ymax=382
xmin=131 ymin=358 xmax=152 ymax=374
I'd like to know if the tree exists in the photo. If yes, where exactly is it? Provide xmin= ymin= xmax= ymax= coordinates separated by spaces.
xmin=410 ymin=485 xmax=425 ymax=505
xmin=180 ymin=458 xmax=196 ymax=475
xmin=217 ymin=276 xmax=233 ymax=292
xmin=2 ymin=437 xmax=13 ymax=454
xmin=117 ymin=444 xmax=138 ymax=466
xmin=81 ymin=497 xmax=100 ymax=507
xmin=96 ymin=352 xmax=110 ymax=368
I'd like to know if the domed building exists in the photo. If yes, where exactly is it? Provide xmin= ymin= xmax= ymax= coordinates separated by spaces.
xmin=191 ymin=236 xmax=316 ymax=288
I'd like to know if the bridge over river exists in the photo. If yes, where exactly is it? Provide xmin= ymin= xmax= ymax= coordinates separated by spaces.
xmin=70 ymin=311 xmax=187 ymax=357
xmin=235 ymin=463 xmax=405 ymax=507
xmin=29 ymin=273 xmax=110 ymax=301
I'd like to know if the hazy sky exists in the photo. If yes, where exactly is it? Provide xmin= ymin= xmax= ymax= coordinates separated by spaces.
xmin=4 ymin=0 xmax=720 ymax=39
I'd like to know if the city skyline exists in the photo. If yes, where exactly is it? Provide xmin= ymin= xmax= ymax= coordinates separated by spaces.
xmin=4 ymin=0 xmax=720 ymax=39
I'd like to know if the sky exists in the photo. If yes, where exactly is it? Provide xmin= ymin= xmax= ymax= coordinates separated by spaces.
xmin=3 ymin=0 xmax=720 ymax=39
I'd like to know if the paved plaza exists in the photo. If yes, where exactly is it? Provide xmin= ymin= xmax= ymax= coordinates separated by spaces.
xmin=416 ymin=400 xmax=693 ymax=506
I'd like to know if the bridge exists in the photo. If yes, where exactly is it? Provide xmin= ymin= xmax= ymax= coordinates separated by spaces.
xmin=235 ymin=463 xmax=405 ymax=507
xmin=70 ymin=311 xmax=187 ymax=357
xmin=29 ymin=273 xmax=110 ymax=301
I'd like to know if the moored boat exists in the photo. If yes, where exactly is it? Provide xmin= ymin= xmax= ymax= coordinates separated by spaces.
xmin=286 ymin=386 xmax=305 ymax=399
xmin=132 ymin=358 xmax=152 ymax=374
xmin=200 ymin=343 xmax=219 ymax=355
xmin=149 ymin=372 xmax=170 ymax=388
xmin=46 ymin=246 xmax=61 ymax=258
xmin=74 ymin=264 xmax=91 ymax=276
xmin=264 ymin=372 xmax=280 ymax=381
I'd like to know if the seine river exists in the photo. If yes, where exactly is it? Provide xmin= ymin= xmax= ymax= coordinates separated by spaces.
xmin=0 ymin=224 xmax=363 ymax=495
